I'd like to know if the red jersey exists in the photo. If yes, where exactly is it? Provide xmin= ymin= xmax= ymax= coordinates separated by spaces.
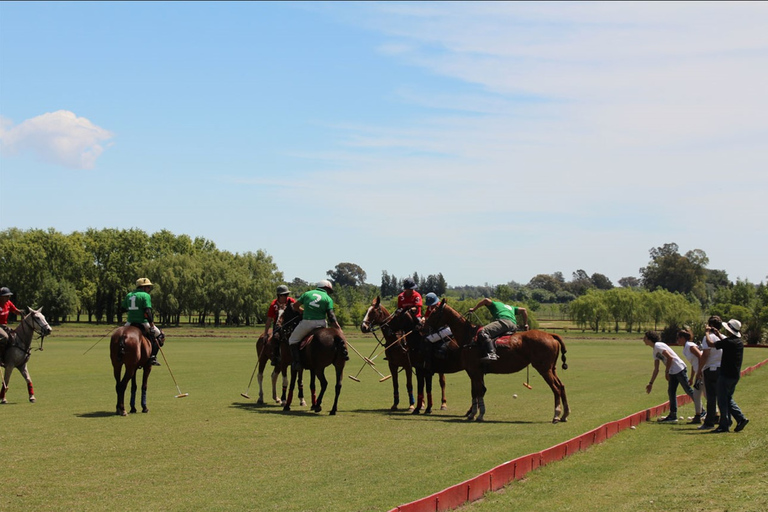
xmin=0 ymin=300 xmax=21 ymax=325
xmin=397 ymin=291 xmax=423 ymax=317
xmin=266 ymin=297 xmax=296 ymax=321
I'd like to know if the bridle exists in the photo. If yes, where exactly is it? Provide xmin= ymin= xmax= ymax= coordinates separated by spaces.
xmin=20 ymin=311 xmax=51 ymax=352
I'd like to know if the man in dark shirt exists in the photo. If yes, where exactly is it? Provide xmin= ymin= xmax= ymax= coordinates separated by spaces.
xmin=711 ymin=319 xmax=749 ymax=433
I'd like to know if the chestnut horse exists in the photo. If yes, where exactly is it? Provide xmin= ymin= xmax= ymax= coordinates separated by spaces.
xmin=254 ymin=306 xmax=305 ymax=406
xmin=110 ymin=325 xmax=154 ymax=416
xmin=283 ymin=327 xmax=346 ymax=415
xmin=0 ymin=307 xmax=52 ymax=404
xmin=360 ymin=297 xmax=449 ymax=413
xmin=423 ymin=299 xmax=569 ymax=423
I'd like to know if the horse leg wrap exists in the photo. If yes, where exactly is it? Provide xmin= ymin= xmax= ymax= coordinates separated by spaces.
xmin=27 ymin=382 xmax=34 ymax=396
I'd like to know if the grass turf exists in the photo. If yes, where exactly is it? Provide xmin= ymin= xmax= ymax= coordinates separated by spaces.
xmin=1 ymin=325 xmax=765 ymax=511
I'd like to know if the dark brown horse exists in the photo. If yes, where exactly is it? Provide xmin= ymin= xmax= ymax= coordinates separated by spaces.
xmin=110 ymin=325 xmax=153 ymax=416
xmin=423 ymin=299 xmax=569 ymax=423
xmin=360 ymin=297 xmax=449 ymax=413
xmin=283 ymin=326 xmax=346 ymax=415
xmin=254 ymin=306 xmax=305 ymax=406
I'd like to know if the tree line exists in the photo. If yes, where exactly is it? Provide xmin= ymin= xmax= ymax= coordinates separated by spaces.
xmin=1 ymin=229 xmax=765 ymax=343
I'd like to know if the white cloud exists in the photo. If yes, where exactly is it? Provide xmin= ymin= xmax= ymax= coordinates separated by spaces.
xmin=0 ymin=110 xmax=113 ymax=169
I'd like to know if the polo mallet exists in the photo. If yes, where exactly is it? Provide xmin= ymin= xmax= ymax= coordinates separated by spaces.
xmin=346 ymin=339 xmax=391 ymax=382
xmin=241 ymin=335 xmax=269 ymax=399
xmin=82 ymin=327 xmax=118 ymax=355
xmin=348 ymin=342 xmax=382 ymax=382
xmin=523 ymin=365 xmax=532 ymax=389
xmin=157 ymin=345 xmax=188 ymax=398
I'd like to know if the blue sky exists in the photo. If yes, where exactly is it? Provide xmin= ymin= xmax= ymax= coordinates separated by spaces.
xmin=2 ymin=2 xmax=767 ymax=287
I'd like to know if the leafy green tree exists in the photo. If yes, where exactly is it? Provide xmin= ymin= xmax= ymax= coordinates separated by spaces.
xmin=527 ymin=274 xmax=562 ymax=293
xmin=591 ymin=273 xmax=613 ymax=290
xmin=327 ymin=262 xmax=367 ymax=288
xmin=569 ymin=289 xmax=610 ymax=332
xmin=618 ymin=276 xmax=641 ymax=288
xmin=34 ymin=277 xmax=79 ymax=323
xmin=640 ymin=243 xmax=709 ymax=302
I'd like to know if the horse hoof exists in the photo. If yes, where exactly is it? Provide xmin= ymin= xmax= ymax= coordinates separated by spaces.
xmin=274 ymin=399 xmax=282 ymax=405
xmin=142 ymin=408 xmax=149 ymax=413
xmin=476 ymin=416 xmax=485 ymax=422
xmin=256 ymin=398 xmax=265 ymax=405
xmin=390 ymin=405 xmax=398 ymax=411
xmin=408 ymin=405 xmax=415 ymax=411
xmin=281 ymin=400 xmax=287 ymax=406
xmin=425 ymin=408 xmax=432 ymax=415
xmin=314 ymin=406 xmax=322 ymax=413
xmin=29 ymin=397 xmax=36 ymax=403
xmin=283 ymin=406 xmax=290 ymax=412
xmin=329 ymin=409 xmax=336 ymax=416
xmin=552 ymin=418 xmax=560 ymax=424
xmin=130 ymin=408 xmax=137 ymax=414
xmin=441 ymin=404 xmax=447 ymax=410
xmin=119 ymin=410 xmax=127 ymax=416
xmin=300 ymin=399 xmax=307 ymax=407
xmin=411 ymin=408 xmax=420 ymax=415
xmin=465 ymin=415 xmax=475 ymax=421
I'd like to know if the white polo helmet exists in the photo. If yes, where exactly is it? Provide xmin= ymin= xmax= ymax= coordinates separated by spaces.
xmin=316 ymin=280 xmax=333 ymax=291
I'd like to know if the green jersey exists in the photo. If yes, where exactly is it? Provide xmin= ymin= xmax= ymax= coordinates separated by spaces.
xmin=123 ymin=289 xmax=152 ymax=324
xmin=296 ymin=288 xmax=334 ymax=321
xmin=486 ymin=301 xmax=518 ymax=324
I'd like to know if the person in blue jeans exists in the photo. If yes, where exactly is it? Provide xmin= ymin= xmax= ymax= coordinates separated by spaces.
xmin=710 ymin=319 xmax=749 ymax=433
xmin=644 ymin=330 xmax=695 ymax=423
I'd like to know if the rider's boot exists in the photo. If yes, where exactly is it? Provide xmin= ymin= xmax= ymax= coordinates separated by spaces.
xmin=478 ymin=331 xmax=498 ymax=361
xmin=148 ymin=333 xmax=161 ymax=366
xmin=290 ymin=344 xmax=302 ymax=372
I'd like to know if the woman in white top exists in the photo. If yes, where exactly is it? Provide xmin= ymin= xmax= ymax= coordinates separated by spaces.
xmin=681 ymin=329 xmax=705 ymax=424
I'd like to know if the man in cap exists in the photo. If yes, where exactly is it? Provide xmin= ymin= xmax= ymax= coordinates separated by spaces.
xmin=263 ymin=285 xmax=296 ymax=366
xmin=122 ymin=278 xmax=162 ymax=366
xmin=288 ymin=280 xmax=346 ymax=371
xmin=397 ymin=277 xmax=423 ymax=321
xmin=710 ymin=319 xmax=749 ymax=433
xmin=0 ymin=287 xmax=22 ymax=365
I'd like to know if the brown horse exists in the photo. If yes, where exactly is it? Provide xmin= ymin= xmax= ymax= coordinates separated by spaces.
xmin=423 ymin=299 xmax=569 ymax=423
xmin=0 ymin=307 xmax=52 ymax=404
xmin=254 ymin=306 xmax=305 ymax=406
xmin=283 ymin=326 xmax=346 ymax=415
xmin=360 ymin=297 xmax=449 ymax=413
xmin=110 ymin=325 xmax=154 ymax=416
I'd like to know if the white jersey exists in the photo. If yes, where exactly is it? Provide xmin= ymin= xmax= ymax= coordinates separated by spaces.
xmin=653 ymin=342 xmax=687 ymax=374
xmin=683 ymin=341 xmax=701 ymax=374
xmin=700 ymin=333 xmax=722 ymax=370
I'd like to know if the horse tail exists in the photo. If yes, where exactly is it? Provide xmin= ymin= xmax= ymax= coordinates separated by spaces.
xmin=552 ymin=333 xmax=568 ymax=370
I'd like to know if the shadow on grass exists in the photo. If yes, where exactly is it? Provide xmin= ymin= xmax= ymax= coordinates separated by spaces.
xmin=76 ymin=411 xmax=119 ymax=418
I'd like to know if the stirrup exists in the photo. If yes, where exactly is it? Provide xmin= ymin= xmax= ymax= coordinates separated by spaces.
xmin=149 ymin=356 xmax=161 ymax=366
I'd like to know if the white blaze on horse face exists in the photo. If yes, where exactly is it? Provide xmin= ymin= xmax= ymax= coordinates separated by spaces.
xmin=361 ymin=307 xmax=373 ymax=332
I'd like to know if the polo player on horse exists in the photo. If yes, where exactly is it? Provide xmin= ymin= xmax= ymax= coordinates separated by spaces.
xmin=122 ymin=278 xmax=163 ymax=366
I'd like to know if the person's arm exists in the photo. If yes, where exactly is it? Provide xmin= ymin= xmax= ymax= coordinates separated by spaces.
xmin=646 ymin=359 xmax=660 ymax=394
xmin=690 ymin=345 xmax=704 ymax=382
xmin=518 ymin=307 xmax=529 ymax=329
xmin=263 ymin=316 xmax=274 ymax=338
xmin=327 ymin=309 xmax=341 ymax=331
xmin=144 ymin=307 xmax=155 ymax=330
xmin=662 ymin=349 xmax=674 ymax=380
xmin=468 ymin=298 xmax=492 ymax=313
xmin=10 ymin=301 xmax=21 ymax=315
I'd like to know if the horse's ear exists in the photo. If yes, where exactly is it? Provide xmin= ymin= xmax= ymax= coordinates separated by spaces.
xmin=374 ymin=296 xmax=380 ymax=306
xmin=440 ymin=298 xmax=446 ymax=306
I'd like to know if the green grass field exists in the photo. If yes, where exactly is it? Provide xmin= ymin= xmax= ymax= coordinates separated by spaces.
xmin=2 ymin=324 xmax=766 ymax=511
